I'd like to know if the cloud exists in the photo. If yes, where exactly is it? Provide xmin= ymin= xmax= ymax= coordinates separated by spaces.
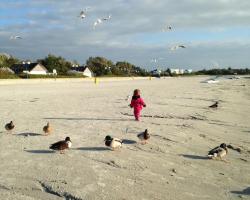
xmin=0 ymin=0 xmax=250 ymax=70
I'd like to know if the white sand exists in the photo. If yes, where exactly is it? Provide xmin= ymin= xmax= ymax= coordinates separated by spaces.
xmin=0 ymin=76 xmax=249 ymax=200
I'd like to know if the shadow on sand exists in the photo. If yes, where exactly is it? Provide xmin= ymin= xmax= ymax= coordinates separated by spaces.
xmin=25 ymin=150 xmax=54 ymax=154
xmin=44 ymin=117 xmax=132 ymax=122
xmin=16 ymin=132 xmax=43 ymax=137
xmin=231 ymin=187 xmax=250 ymax=195
xmin=122 ymin=139 xmax=137 ymax=144
xmin=181 ymin=154 xmax=209 ymax=160
xmin=74 ymin=147 xmax=110 ymax=151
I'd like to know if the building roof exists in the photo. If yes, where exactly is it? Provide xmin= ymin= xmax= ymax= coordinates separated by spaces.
xmin=11 ymin=63 xmax=47 ymax=74
xmin=70 ymin=66 xmax=93 ymax=73
xmin=0 ymin=67 xmax=14 ymax=74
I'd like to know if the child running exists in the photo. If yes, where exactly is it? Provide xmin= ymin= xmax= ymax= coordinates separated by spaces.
xmin=130 ymin=89 xmax=146 ymax=121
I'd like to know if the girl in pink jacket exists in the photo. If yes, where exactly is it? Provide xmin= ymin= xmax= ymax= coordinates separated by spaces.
xmin=130 ymin=89 xmax=146 ymax=121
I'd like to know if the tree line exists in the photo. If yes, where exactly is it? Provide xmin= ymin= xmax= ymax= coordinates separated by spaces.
xmin=0 ymin=53 xmax=250 ymax=78
xmin=195 ymin=68 xmax=250 ymax=75
xmin=0 ymin=54 xmax=149 ymax=77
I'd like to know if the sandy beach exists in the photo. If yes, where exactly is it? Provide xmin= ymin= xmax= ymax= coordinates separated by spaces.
xmin=0 ymin=76 xmax=249 ymax=200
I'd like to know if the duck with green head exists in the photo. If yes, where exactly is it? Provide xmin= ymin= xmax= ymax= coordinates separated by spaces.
xmin=104 ymin=135 xmax=123 ymax=151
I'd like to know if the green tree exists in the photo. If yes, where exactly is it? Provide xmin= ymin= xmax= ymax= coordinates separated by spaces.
xmin=86 ymin=57 xmax=113 ymax=76
xmin=0 ymin=54 xmax=19 ymax=68
xmin=38 ymin=54 xmax=72 ymax=75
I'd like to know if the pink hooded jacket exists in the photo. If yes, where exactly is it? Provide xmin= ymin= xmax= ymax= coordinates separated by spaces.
xmin=130 ymin=96 xmax=146 ymax=111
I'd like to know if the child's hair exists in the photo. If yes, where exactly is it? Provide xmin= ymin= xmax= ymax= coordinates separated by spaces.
xmin=133 ymin=89 xmax=140 ymax=96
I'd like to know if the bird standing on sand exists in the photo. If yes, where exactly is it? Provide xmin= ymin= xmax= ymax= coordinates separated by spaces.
xmin=209 ymin=101 xmax=218 ymax=108
xmin=137 ymin=129 xmax=150 ymax=144
xmin=5 ymin=121 xmax=15 ymax=133
xmin=43 ymin=122 xmax=52 ymax=136
xmin=50 ymin=137 xmax=72 ymax=154
xmin=104 ymin=135 xmax=123 ymax=150
xmin=208 ymin=143 xmax=228 ymax=162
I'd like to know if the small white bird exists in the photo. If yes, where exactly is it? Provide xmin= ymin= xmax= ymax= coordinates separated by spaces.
xmin=79 ymin=11 xmax=86 ymax=19
xmin=10 ymin=36 xmax=22 ymax=40
xmin=170 ymin=45 xmax=186 ymax=51
xmin=162 ymin=26 xmax=172 ymax=32
xmin=150 ymin=58 xmax=158 ymax=63
xmin=102 ymin=15 xmax=112 ymax=21
xmin=78 ymin=7 xmax=91 ymax=19
xmin=93 ymin=18 xmax=102 ymax=29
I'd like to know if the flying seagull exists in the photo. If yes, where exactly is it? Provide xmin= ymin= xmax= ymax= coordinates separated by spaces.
xmin=93 ymin=18 xmax=103 ymax=29
xmin=150 ymin=57 xmax=164 ymax=63
xmin=162 ymin=25 xmax=172 ymax=32
xmin=170 ymin=45 xmax=186 ymax=51
xmin=10 ymin=35 xmax=22 ymax=40
xmin=78 ymin=7 xmax=91 ymax=19
xmin=79 ymin=11 xmax=86 ymax=19
xmin=150 ymin=58 xmax=158 ymax=63
xmin=102 ymin=14 xmax=112 ymax=21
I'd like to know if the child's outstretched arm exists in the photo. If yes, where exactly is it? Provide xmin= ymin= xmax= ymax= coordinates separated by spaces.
xmin=140 ymin=98 xmax=146 ymax=107
xmin=130 ymin=99 xmax=135 ymax=108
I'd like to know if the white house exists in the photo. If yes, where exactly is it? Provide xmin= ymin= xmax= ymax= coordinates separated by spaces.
xmin=170 ymin=68 xmax=192 ymax=75
xmin=11 ymin=63 xmax=48 ymax=75
xmin=82 ymin=67 xmax=94 ymax=77
xmin=150 ymin=69 xmax=162 ymax=76
xmin=69 ymin=66 xmax=94 ymax=77
xmin=170 ymin=69 xmax=183 ymax=74
xmin=184 ymin=69 xmax=193 ymax=74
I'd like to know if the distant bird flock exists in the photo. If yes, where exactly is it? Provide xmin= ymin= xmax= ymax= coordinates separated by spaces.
xmin=7 ymin=6 xmax=187 ymax=60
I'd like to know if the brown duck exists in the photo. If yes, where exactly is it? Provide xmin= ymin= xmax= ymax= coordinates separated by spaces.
xmin=137 ymin=129 xmax=150 ymax=144
xmin=43 ymin=122 xmax=52 ymax=135
xmin=209 ymin=101 xmax=218 ymax=108
xmin=5 ymin=121 xmax=15 ymax=133
xmin=50 ymin=137 xmax=72 ymax=154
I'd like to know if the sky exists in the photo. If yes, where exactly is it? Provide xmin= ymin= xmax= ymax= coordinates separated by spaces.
xmin=0 ymin=0 xmax=250 ymax=70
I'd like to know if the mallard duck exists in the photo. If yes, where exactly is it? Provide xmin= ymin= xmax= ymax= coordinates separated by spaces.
xmin=208 ymin=143 xmax=228 ymax=161
xmin=50 ymin=137 xmax=72 ymax=154
xmin=209 ymin=101 xmax=218 ymax=108
xmin=104 ymin=135 xmax=123 ymax=150
xmin=43 ymin=122 xmax=52 ymax=135
xmin=137 ymin=129 xmax=150 ymax=144
xmin=5 ymin=121 xmax=14 ymax=133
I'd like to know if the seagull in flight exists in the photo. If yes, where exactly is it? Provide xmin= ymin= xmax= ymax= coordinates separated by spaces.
xmin=162 ymin=25 xmax=172 ymax=32
xmin=93 ymin=14 xmax=112 ymax=29
xmin=150 ymin=58 xmax=158 ymax=63
xmin=10 ymin=35 xmax=22 ymax=40
xmin=93 ymin=18 xmax=103 ymax=29
xmin=102 ymin=14 xmax=112 ymax=21
xmin=78 ymin=7 xmax=91 ymax=19
xmin=150 ymin=57 xmax=164 ymax=63
xmin=170 ymin=45 xmax=186 ymax=51
xmin=79 ymin=11 xmax=86 ymax=19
